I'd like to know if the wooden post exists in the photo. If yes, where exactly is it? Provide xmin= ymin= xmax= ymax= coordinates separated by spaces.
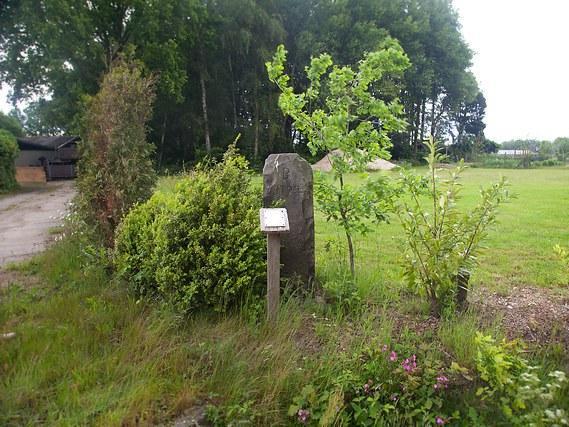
xmin=259 ymin=208 xmax=290 ymax=323
xmin=267 ymin=233 xmax=281 ymax=322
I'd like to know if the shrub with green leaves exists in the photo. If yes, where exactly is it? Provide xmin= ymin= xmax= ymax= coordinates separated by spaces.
xmin=0 ymin=129 xmax=19 ymax=192
xmin=115 ymin=146 xmax=266 ymax=313
xmin=398 ymin=138 xmax=510 ymax=317
xmin=77 ymin=59 xmax=157 ymax=246
xmin=475 ymin=333 xmax=568 ymax=425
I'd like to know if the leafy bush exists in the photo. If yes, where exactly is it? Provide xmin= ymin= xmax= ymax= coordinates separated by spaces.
xmin=115 ymin=146 xmax=266 ymax=313
xmin=0 ymin=111 xmax=23 ymax=137
xmin=0 ymin=129 xmax=19 ymax=192
xmin=398 ymin=138 xmax=510 ymax=316
xmin=534 ymin=158 xmax=562 ymax=167
xmin=475 ymin=333 xmax=568 ymax=425
xmin=77 ymin=59 xmax=157 ymax=246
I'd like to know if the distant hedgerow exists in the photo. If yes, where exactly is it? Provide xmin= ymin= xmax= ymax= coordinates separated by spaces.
xmin=115 ymin=146 xmax=266 ymax=313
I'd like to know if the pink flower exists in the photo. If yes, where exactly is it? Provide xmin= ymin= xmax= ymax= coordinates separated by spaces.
xmin=389 ymin=351 xmax=398 ymax=362
xmin=401 ymin=354 xmax=417 ymax=373
xmin=381 ymin=344 xmax=388 ymax=352
xmin=297 ymin=409 xmax=310 ymax=424
xmin=436 ymin=416 xmax=446 ymax=425
xmin=434 ymin=375 xmax=449 ymax=390
xmin=362 ymin=379 xmax=373 ymax=395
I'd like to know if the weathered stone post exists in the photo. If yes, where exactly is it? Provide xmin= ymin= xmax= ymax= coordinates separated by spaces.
xmin=263 ymin=153 xmax=315 ymax=286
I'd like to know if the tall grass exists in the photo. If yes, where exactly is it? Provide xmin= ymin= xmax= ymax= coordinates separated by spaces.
xmin=0 ymin=238 xmax=308 ymax=425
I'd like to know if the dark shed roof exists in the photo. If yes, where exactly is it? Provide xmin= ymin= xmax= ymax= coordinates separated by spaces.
xmin=17 ymin=136 xmax=80 ymax=151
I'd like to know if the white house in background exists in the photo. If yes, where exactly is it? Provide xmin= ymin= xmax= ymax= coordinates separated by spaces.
xmin=497 ymin=149 xmax=536 ymax=157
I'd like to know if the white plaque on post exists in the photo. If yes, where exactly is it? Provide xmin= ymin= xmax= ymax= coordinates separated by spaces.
xmin=260 ymin=208 xmax=290 ymax=234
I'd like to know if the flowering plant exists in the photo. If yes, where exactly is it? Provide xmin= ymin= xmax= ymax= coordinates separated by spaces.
xmin=289 ymin=342 xmax=457 ymax=425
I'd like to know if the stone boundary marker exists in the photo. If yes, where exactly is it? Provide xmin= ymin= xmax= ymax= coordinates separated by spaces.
xmin=263 ymin=153 xmax=315 ymax=286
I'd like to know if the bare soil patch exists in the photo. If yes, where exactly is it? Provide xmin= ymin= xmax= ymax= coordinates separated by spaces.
xmin=471 ymin=286 xmax=569 ymax=348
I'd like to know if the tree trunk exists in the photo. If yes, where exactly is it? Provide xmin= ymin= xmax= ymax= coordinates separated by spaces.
xmin=200 ymin=70 xmax=211 ymax=153
xmin=158 ymin=114 xmax=167 ymax=169
xmin=268 ymin=92 xmax=274 ymax=152
xmin=254 ymin=85 xmax=260 ymax=159
xmin=455 ymin=269 xmax=470 ymax=312
xmin=420 ymin=98 xmax=426 ymax=142
xmin=228 ymin=54 xmax=238 ymax=129
xmin=430 ymin=96 xmax=437 ymax=138
xmin=338 ymin=175 xmax=355 ymax=277
xmin=346 ymin=230 xmax=355 ymax=277
xmin=415 ymin=102 xmax=421 ymax=141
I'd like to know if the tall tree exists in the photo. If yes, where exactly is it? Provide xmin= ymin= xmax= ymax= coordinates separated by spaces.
xmin=1 ymin=0 xmax=483 ymax=165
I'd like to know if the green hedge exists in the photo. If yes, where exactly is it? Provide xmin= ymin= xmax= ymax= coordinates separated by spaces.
xmin=115 ymin=147 xmax=266 ymax=313
xmin=0 ymin=130 xmax=19 ymax=192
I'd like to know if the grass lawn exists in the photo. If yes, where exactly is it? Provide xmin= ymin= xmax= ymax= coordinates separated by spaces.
xmin=1 ymin=166 xmax=568 ymax=425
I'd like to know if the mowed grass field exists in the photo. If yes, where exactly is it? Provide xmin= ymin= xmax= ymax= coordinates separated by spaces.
xmin=315 ymin=167 xmax=569 ymax=297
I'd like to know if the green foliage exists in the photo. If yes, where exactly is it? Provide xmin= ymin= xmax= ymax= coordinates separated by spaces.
xmin=398 ymin=138 xmax=510 ymax=316
xmin=267 ymin=42 xmax=409 ymax=275
xmin=115 ymin=146 xmax=266 ymax=314
xmin=554 ymin=137 xmax=569 ymax=162
xmin=2 ymin=0 xmax=482 ymax=164
xmin=475 ymin=333 xmax=568 ymax=425
xmin=0 ymin=111 xmax=23 ymax=137
xmin=76 ymin=59 xmax=157 ymax=246
xmin=472 ymin=153 xmax=565 ymax=169
xmin=0 ymin=129 xmax=19 ymax=192
xmin=322 ymin=279 xmax=363 ymax=317
xmin=554 ymin=245 xmax=569 ymax=282
xmin=288 ymin=341 xmax=457 ymax=426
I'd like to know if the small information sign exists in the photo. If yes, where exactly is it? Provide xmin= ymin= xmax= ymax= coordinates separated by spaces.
xmin=259 ymin=208 xmax=290 ymax=233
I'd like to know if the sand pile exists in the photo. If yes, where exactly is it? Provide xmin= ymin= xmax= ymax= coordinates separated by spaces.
xmin=311 ymin=149 xmax=397 ymax=172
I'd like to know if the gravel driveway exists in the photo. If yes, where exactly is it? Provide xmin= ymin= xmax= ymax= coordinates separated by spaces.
xmin=0 ymin=181 xmax=76 ymax=266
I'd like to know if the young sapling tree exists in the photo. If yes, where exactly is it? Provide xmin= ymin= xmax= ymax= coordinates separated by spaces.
xmin=398 ymin=138 xmax=510 ymax=316
xmin=267 ymin=41 xmax=409 ymax=276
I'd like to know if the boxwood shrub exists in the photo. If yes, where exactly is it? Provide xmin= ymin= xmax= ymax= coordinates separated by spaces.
xmin=0 ymin=129 xmax=19 ymax=192
xmin=115 ymin=147 xmax=266 ymax=313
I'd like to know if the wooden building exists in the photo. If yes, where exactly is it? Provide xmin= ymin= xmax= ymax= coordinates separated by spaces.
xmin=15 ymin=136 xmax=80 ymax=183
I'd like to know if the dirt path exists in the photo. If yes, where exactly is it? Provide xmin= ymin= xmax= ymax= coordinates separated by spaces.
xmin=0 ymin=181 xmax=76 ymax=266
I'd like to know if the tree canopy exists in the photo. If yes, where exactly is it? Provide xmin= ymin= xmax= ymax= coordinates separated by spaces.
xmin=1 ymin=0 xmax=485 ymax=165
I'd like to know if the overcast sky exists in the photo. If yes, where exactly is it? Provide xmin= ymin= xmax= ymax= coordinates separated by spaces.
xmin=453 ymin=0 xmax=569 ymax=142
xmin=1 ymin=0 xmax=568 ymax=143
